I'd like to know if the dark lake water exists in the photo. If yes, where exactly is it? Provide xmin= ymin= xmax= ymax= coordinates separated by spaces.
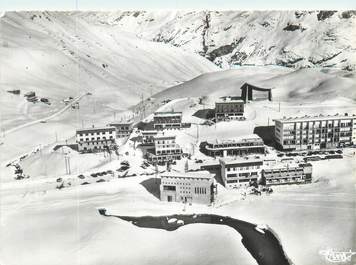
xmin=99 ymin=209 xmax=292 ymax=265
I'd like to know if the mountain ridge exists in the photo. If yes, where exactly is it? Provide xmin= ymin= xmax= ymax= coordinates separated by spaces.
xmin=74 ymin=10 xmax=356 ymax=70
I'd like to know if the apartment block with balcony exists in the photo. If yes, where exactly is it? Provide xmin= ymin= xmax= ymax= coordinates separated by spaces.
xmin=146 ymin=134 xmax=182 ymax=164
xmin=220 ymin=157 xmax=263 ymax=189
xmin=274 ymin=114 xmax=356 ymax=150
xmin=262 ymin=162 xmax=312 ymax=186
xmin=219 ymin=157 xmax=312 ymax=189
xmin=153 ymin=111 xmax=183 ymax=130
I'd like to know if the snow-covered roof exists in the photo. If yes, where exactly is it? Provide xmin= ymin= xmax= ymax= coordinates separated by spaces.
xmin=274 ymin=113 xmax=356 ymax=123
xmin=263 ymin=161 xmax=312 ymax=171
xmin=154 ymin=135 xmax=176 ymax=140
xmin=141 ymin=130 xmax=158 ymax=134
xmin=207 ymin=134 xmax=263 ymax=145
xmin=215 ymin=99 xmax=244 ymax=104
xmin=154 ymin=111 xmax=182 ymax=117
xmin=109 ymin=121 xmax=133 ymax=126
xmin=220 ymin=156 xmax=263 ymax=165
xmin=161 ymin=170 xmax=213 ymax=180
xmin=76 ymin=126 xmax=116 ymax=133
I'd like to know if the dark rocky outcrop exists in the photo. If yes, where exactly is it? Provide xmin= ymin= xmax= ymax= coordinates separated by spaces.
xmin=283 ymin=23 xmax=306 ymax=32
xmin=317 ymin=11 xmax=337 ymax=21
xmin=341 ymin=10 xmax=356 ymax=19
xmin=207 ymin=37 xmax=245 ymax=61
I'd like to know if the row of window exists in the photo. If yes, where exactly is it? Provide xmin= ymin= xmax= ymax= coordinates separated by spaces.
xmin=227 ymin=165 xmax=261 ymax=171
xmin=208 ymin=142 xmax=262 ymax=148
xmin=283 ymin=121 xmax=352 ymax=130
xmin=194 ymin=187 xmax=207 ymax=194
xmin=156 ymin=149 xmax=181 ymax=155
xmin=78 ymin=131 xmax=114 ymax=136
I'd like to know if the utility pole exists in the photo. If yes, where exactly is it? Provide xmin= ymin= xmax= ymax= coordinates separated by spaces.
xmin=196 ymin=124 xmax=199 ymax=143
xmin=67 ymin=156 xmax=71 ymax=174
xmin=64 ymin=155 xmax=71 ymax=175
xmin=155 ymin=163 xmax=158 ymax=185
xmin=279 ymin=101 xmax=281 ymax=112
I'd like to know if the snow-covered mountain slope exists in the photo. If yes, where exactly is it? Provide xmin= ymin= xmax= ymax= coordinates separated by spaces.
xmin=153 ymin=66 xmax=356 ymax=102
xmin=0 ymin=11 xmax=217 ymax=130
xmin=80 ymin=10 xmax=356 ymax=70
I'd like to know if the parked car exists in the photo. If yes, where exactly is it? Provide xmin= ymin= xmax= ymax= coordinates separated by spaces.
xmin=96 ymin=179 xmax=106 ymax=183
xmin=77 ymin=174 xmax=85 ymax=179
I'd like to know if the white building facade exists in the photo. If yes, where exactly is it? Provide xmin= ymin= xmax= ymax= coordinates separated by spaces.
xmin=146 ymin=134 xmax=182 ymax=164
xmin=274 ymin=114 xmax=356 ymax=150
xmin=76 ymin=127 xmax=116 ymax=152
xmin=160 ymin=171 xmax=215 ymax=204
xmin=220 ymin=157 xmax=263 ymax=189
xmin=153 ymin=111 xmax=183 ymax=130
xmin=108 ymin=122 xmax=133 ymax=138
xmin=219 ymin=157 xmax=313 ymax=189
xmin=202 ymin=134 xmax=265 ymax=157
xmin=141 ymin=130 xmax=158 ymax=145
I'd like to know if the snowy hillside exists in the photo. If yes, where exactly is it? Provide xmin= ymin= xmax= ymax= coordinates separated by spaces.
xmin=80 ymin=10 xmax=356 ymax=70
xmin=153 ymin=66 xmax=356 ymax=103
xmin=0 ymin=11 xmax=217 ymax=130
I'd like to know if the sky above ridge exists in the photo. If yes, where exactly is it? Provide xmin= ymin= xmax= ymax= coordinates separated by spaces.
xmin=0 ymin=0 xmax=355 ymax=11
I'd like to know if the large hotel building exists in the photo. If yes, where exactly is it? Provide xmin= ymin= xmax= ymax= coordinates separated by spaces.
xmin=76 ymin=126 xmax=116 ymax=153
xmin=274 ymin=114 xmax=356 ymax=150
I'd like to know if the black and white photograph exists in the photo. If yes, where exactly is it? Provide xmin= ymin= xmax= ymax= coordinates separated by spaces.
xmin=0 ymin=0 xmax=355 ymax=264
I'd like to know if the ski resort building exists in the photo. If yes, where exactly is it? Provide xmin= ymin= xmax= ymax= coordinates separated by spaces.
xmin=218 ymin=157 xmax=313 ymax=189
xmin=146 ymin=134 xmax=182 ymax=164
xmin=262 ymin=162 xmax=312 ymax=186
xmin=160 ymin=171 xmax=216 ymax=204
xmin=153 ymin=111 xmax=183 ymax=130
xmin=274 ymin=114 xmax=356 ymax=150
xmin=141 ymin=130 xmax=158 ymax=145
xmin=215 ymin=98 xmax=244 ymax=121
xmin=201 ymin=134 xmax=265 ymax=157
xmin=108 ymin=122 xmax=133 ymax=138
xmin=220 ymin=157 xmax=263 ymax=189
xmin=76 ymin=126 xmax=116 ymax=153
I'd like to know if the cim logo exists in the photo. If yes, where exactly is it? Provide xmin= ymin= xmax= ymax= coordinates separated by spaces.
xmin=319 ymin=249 xmax=356 ymax=263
